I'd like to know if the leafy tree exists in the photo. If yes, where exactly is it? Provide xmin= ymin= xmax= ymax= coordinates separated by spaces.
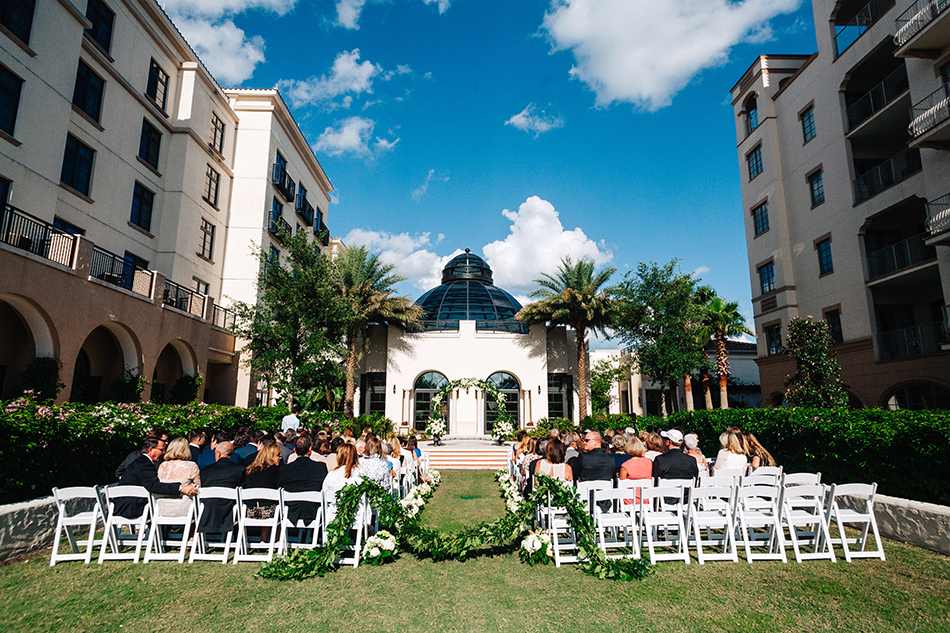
xmin=18 ymin=357 xmax=64 ymax=403
xmin=516 ymin=256 xmax=616 ymax=421
xmin=611 ymin=260 xmax=706 ymax=417
xmin=784 ymin=316 xmax=847 ymax=408
xmin=333 ymin=246 xmax=422 ymax=419
xmin=233 ymin=233 xmax=347 ymax=408
xmin=698 ymin=296 xmax=752 ymax=409
xmin=590 ymin=358 xmax=627 ymax=415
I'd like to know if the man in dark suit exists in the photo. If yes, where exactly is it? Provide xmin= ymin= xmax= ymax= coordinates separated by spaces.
xmin=188 ymin=429 xmax=206 ymax=463
xmin=652 ymin=429 xmax=699 ymax=480
xmin=197 ymin=442 xmax=245 ymax=534
xmin=114 ymin=428 xmax=168 ymax=480
xmin=278 ymin=437 xmax=328 ymax=524
xmin=112 ymin=438 xmax=199 ymax=518
xmin=196 ymin=430 xmax=232 ymax=469
xmin=577 ymin=432 xmax=616 ymax=483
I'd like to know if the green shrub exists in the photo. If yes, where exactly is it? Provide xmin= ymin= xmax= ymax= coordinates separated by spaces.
xmin=110 ymin=371 xmax=147 ymax=403
xmin=529 ymin=417 xmax=577 ymax=438
xmin=168 ymin=374 xmax=202 ymax=404
xmin=580 ymin=413 xmax=637 ymax=434
xmin=17 ymin=357 xmax=64 ymax=403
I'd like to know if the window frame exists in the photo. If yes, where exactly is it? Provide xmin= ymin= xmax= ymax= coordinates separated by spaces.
xmin=198 ymin=217 xmax=215 ymax=261
xmin=138 ymin=118 xmax=161 ymax=170
xmin=823 ymin=306 xmax=843 ymax=345
xmin=0 ymin=63 xmax=23 ymax=138
xmin=129 ymin=181 xmax=155 ymax=233
xmin=72 ymin=59 xmax=105 ymax=124
xmin=747 ymin=145 xmax=763 ymax=181
xmin=209 ymin=112 xmax=225 ymax=154
xmin=807 ymin=167 xmax=825 ymax=207
xmin=763 ymin=321 xmax=783 ymax=356
xmin=146 ymin=59 xmax=169 ymax=112
xmin=751 ymin=199 xmax=769 ymax=237
xmin=815 ymin=235 xmax=833 ymax=275
xmin=800 ymin=105 xmax=816 ymax=143
xmin=61 ymin=133 xmax=95 ymax=196
xmin=84 ymin=0 xmax=115 ymax=53
xmin=203 ymin=163 xmax=220 ymax=207
xmin=758 ymin=260 xmax=775 ymax=295
xmin=192 ymin=277 xmax=209 ymax=296
xmin=1 ymin=0 xmax=36 ymax=45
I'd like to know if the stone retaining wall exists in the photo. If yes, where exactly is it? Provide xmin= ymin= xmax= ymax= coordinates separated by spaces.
xmin=0 ymin=495 xmax=59 ymax=561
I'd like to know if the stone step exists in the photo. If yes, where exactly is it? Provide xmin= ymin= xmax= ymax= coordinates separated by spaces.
xmin=424 ymin=448 xmax=510 ymax=470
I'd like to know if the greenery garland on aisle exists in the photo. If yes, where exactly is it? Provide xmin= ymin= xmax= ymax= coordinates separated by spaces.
xmin=257 ymin=471 xmax=651 ymax=582
xmin=425 ymin=377 xmax=514 ymax=444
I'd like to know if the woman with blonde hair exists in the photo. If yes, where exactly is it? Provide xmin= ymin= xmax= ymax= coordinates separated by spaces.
xmin=323 ymin=443 xmax=363 ymax=525
xmin=156 ymin=437 xmax=200 ymax=516
xmin=619 ymin=437 xmax=652 ymax=504
xmin=643 ymin=432 xmax=665 ymax=461
xmin=243 ymin=443 xmax=281 ymax=529
xmin=713 ymin=430 xmax=749 ymax=473
xmin=743 ymin=432 xmax=776 ymax=470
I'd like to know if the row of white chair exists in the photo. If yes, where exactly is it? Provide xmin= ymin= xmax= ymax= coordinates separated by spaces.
xmin=542 ymin=475 xmax=885 ymax=567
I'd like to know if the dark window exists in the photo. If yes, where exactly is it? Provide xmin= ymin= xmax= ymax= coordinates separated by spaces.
xmin=0 ymin=64 xmax=23 ymax=137
xmin=825 ymin=309 xmax=843 ymax=345
xmin=203 ymin=164 xmax=219 ymax=206
xmin=817 ymin=238 xmax=833 ymax=274
xmin=275 ymin=151 xmax=286 ymax=169
xmin=0 ymin=0 xmax=35 ymax=44
xmin=72 ymin=60 xmax=105 ymax=123
xmin=413 ymin=371 xmax=448 ymax=430
xmin=129 ymin=182 xmax=154 ymax=232
xmin=745 ymin=96 xmax=758 ymax=136
xmin=85 ymin=0 xmax=115 ymax=53
xmin=758 ymin=261 xmax=775 ymax=294
xmin=198 ymin=218 xmax=214 ymax=260
xmin=764 ymin=323 xmax=783 ymax=356
xmin=139 ymin=119 xmax=161 ymax=169
xmin=209 ymin=112 xmax=225 ymax=153
xmin=748 ymin=146 xmax=763 ymax=180
xmin=361 ymin=372 xmax=387 ymax=416
xmin=547 ymin=373 xmax=573 ymax=421
xmin=61 ymin=134 xmax=95 ymax=196
xmin=808 ymin=170 xmax=825 ymax=206
xmin=269 ymin=245 xmax=279 ymax=264
xmin=123 ymin=251 xmax=149 ymax=286
xmin=146 ymin=59 xmax=168 ymax=111
xmin=53 ymin=217 xmax=85 ymax=235
xmin=752 ymin=201 xmax=769 ymax=236
xmin=192 ymin=277 xmax=209 ymax=295
xmin=801 ymin=106 xmax=816 ymax=142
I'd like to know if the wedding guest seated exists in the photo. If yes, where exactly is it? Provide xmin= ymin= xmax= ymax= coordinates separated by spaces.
xmin=197 ymin=442 xmax=245 ymax=534
xmin=643 ymin=432 xmax=665 ymax=461
xmin=188 ymin=429 xmax=206 ymax=463
xmin=713 ymin=431 xmax=749 ymax=473
xmin=156 ymin=438 xmax=201 ymax=517
xmin=313 ymin=440 xmax=338 ymax=471
xmin=684 ymin=433 xmax=708 ymax=474
xmin=611 ymin=435 xmax=630 ymax=470
xmin=278 ymin=437 xmax=328 ymax=525
xmin=534 ymin=439 xmax=573 ymax=484
xmin=322 ymin=444 xmax=363 ymax=526
xmin=651 ymin=429 xmax=698 ymax=480
xmin=359 ymin=436 xmax=396 ymax=488
xmin=114 ymin=427 xmax=169 ymax=480
xmin=619 ymin=437 xmax=652 ymax=503
xmin=744 ymin=431 xmax=776 ymax=471
xmin=234 ymin=430 xmax=263 ymax=466
xmin=280 ymin=429 xmax=296 ymax=464
xmin=196 ymin=430 xmax=232 ymax=469
xmin=114 ymin=438 xmax=198 ymax=519
xmin=243 ymin=443 xmax=281 ymax=542
xmin=577 ymin=431 xmax=615 ymax=484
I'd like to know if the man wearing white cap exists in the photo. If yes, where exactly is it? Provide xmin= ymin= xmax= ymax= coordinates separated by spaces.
xmin=651 ymin=429 xmax=699 ymax=480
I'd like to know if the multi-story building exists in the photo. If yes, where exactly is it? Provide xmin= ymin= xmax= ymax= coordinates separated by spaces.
xmin=0 ymin=0 xmax=332 ymax=406
xmin=730 ymin=0 xmax=950 ymax=408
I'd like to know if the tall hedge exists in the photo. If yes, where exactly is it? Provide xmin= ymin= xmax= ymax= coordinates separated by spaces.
xmin=637 ymin=408 xmax=950 ymax=507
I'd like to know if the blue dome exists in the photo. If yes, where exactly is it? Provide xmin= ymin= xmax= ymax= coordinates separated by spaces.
xmin=415 ymin=250 xmax=523 ymax=325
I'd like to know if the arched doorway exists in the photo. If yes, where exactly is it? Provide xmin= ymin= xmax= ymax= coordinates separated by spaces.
xmin=152 ymin=344 xmax=184 ymax=403
xmin=71 ymin=326 xmax=127 ymax=403
xmin=413 ymin=371 xmax=448 ymax=432
xmin=884 ymin=383 xmax=950 ymax=410
xmin=485 ymin=371 xmax=520 ymax=435
xmin=0 ymin=299 xmax=36 ymax=399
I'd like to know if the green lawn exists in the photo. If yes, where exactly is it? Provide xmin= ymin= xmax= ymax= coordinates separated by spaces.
xmin=2 ymin=470 xmax=949 ymax=632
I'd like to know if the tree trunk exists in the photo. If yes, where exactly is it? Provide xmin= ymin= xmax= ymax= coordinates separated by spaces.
xmin=344 ymin=332 xmax=358 ymax=419
xmin=659 ymin=387 xmax=668 ymax=419
xmin=719 ymin=373 xmax=729 ymax=410
xmin=716 ymin=333 xmax=730 ymax=410
xmin=576 ymin=327 xmax=588 ymax=423
xmin=684 ymin=375 xmax=694 ymax=411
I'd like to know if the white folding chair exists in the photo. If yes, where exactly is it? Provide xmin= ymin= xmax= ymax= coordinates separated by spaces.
xmin=698 ymin=474 xmax=739 ymax=489
xmin=189 ymin=487 xmax=238 ymax=564
xmin=686 ymin=485 xmax=738 ymax=564
xmin=711 ymin=468 xmax=745 ymax=480
xmin=144 ymin=493 xmax=195 ymax=563
xmin=575 ymin=480 xmax=610 ymax=516
xmin=233 ymin=488 xmax=282 ymax=563
xmin=545 ymin=491 xmax=579 ymax=567
xmin=783 ymin=472 xmax=821 ymax=486
xmin=751 ymin=466 xmax=783 ymax=478
xmin=782 ymin=484 xmax=835 ymax=563
xmin=326 ymin=493 xmax=369 ymax=567
xmin=278 ymin=490 xmax=323 ymax=554
xmin=735 ymin=485 xmax=787 ymax=563
xmin=742 ymin=473 xmax=780 ymax=487
xmin=639 ymin=485 xmax=690 ymax=564
xmin=825 ymin=483 xmax=885 ymax=562
xmin=592 ymin=488 xmax=637 ymax=559
xmin=98 ymin=485 xmax=150 ymax=564
xmin=50 ymin=486 xmax=105 ymax=566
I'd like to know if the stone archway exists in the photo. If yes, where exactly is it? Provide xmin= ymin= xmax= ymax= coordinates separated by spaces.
xmin=71 ymin=324 xmax=140 ymax=403
xmin=0 ymin=295 xmax=52 ymax=399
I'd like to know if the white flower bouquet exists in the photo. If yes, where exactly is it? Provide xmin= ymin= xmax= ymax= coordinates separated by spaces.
xmin=519 ymin=531 xmax=553 ymax=565
xmin=361 ymin=530 xmax=398 ymax=565
xmin=491 ymin=419 xmax=513 ymax=444
xmin=426 ymin=418 xmax=447 ymax=445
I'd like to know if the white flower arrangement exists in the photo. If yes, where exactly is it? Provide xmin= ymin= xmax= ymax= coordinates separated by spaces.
xmin=491 ymin=419 xmax=514 ymax=443
xmin=426 ymin=418 xmax=447 ymax=438
xmin=424 ymin=469 xmax=442 ymax=485
xmin=519 ymin=531 xmax=553 ymax=565
xmin=361 ymin=530 xmax=398 ymax=565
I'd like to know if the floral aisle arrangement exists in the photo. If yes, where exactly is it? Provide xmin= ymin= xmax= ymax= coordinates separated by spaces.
xmin=491 ymin=419 xmax=514 ymax=445
xmin=361 ymin=530 xmax=398 ymax=565
xmin=519 ymin=531 xmax=553 ymax=565
xmin=425 ymin=418 xmax=447 ymax=445
xmin=424 ymin=469 xmax=442 ymax=485
xmin=495 ymin=469 xmax=524 ymax=513
xmin=400 ymin=481 xmax=434 ymax=518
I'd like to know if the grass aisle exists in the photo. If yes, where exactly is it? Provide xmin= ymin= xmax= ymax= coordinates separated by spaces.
xmin=1 ymin=471 xmax=949 ymax=632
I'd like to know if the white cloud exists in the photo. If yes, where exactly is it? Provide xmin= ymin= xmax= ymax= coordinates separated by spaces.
xmin=483 ymin=196 xmax=613 ymax=295
xmin=335 ymin=0 xmax=368 ymax=28
xmin=160 ymin=0 xmax=295 ymax=18
xmin=279 ymin=50 xmax=382 ymax=108
xmin=411 ymin=169 xmax=449 ymax=201
xmin=173 ymin=18 xmax=265 ymax=84
xmin=505 ymin=103 xmax=564 ymax=137
xmin=542 ymin=0 xmax=801 ymax=110
xmin=423 ymin=0 xmax=451 ymax=13
xmin=313 ymin=117 xmax=398 ymax=158
xmin=692 ymin=265 xmax=710 ymax=278
xmin=342 ymin=229 xmax=458 ymax=289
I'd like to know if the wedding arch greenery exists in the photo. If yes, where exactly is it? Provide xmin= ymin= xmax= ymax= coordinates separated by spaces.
xmin=424 ymin=377 xmax=514 ymax=442
xmin=257 ymin=473 xmax=652 ymax=582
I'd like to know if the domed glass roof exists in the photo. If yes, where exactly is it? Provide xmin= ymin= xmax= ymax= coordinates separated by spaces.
xmin=415 ymin=250 xmax=523 ymax=326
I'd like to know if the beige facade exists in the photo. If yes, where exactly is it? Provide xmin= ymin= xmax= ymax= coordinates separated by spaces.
xmin=0 ymin=0 xmax=332 ymax=406
xmin=730 ymin=0 xmax=950 ymax=408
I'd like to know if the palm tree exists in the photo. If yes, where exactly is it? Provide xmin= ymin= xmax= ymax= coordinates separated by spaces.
xmin=516 ymin=256 xmax=616 ymax=422
xmin=698 ymin=296 xmax=752 ymax=409
xmin=335 ymin=247 xmax=422 ymax=419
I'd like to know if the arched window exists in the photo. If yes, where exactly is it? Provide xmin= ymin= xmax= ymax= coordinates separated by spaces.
xmin=485 ymin=371 xmax=520 ymax=433
xmin=745 ymin=94 xmax=759 ymax=135
xmin=414 ymin=371 xmax=448 ymax=431
xmin=885 ymin=383 xmax=950 ymax=410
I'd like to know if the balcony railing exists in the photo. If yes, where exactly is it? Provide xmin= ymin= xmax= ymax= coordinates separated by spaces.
xmin=295 ymin=194 xmax=315 ymax=226
xmin=836 ymin=0 xmax=895 ymax=55
xmin=271 ymin=163 xmax=296 ymax=201
xmin=475 ymin=320 xmax=530 ymax=334
xmin=212 ymin=304 xmax=238 ymax=331
xmin=866 ymin=232 xmax=937 ymax=279
xmin=1 ymin=204 xmax=77 ymax=267
xmin=926 ymin=192 xmax=950 ymax=234
xmin=267 ymin=211 xmax=292 ymax=243
xmin=895 ymin=0 xmax=950 ymax=46
xmin=318 ymin=219 xmax=330 ymax=246
xmin=163 ymin=279 xmax=206 ymax=318
xmin=909 ymin=82 xmax=950 ymax=137
xmin=846 ymin=65 xmax=909 ymax=131
xmin=853 ymin=147 xmax=922 ymax=202
xmin=89 ymin=246 xmax=154 ymax=297
xmin=875 ymin=321 xmax=947 ymax=360
xmin=409 ymin=320 xmax=460 ymax=332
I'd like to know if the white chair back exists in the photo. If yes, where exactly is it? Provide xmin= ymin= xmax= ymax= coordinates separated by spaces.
xmin=686 ymin=485 xmax=738 ymax=564
xmin=279 ymin=489 xmax=324 ymax=555
xmin=50 ymin=486 xmax=104 ymax=566
xmin=189 ymin=487 xmax=238 ymax=564
xmin=825 ymin=483 xmax=885 ymax=562
xmin=98 ymin=485 xmax=151 ymax=564
xmin=144 ymin=491 xmax=196 ymax=564
xmin=783 ymin=472 xmax=821 ymax=486
xmin=233 ymin=487 xmax=282 ymax=564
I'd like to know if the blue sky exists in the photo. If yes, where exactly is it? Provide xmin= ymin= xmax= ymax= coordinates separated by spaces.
xmin=161 ymin=0 xmax=817 ymax=342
